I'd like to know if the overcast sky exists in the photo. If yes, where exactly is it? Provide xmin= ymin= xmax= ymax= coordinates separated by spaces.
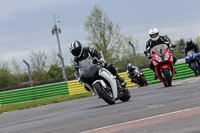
xmin=1 ymin=0 xmax=200 ymax=68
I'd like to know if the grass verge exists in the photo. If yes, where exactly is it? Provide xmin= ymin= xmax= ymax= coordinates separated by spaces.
xmin=0 ymin=92 xmax=93 ymax=114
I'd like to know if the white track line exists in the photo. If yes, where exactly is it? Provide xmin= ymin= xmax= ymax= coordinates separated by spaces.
xmin=82 ymin=106 xmax=200 ymax=133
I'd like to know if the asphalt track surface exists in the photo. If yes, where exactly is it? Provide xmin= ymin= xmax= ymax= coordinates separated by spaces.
xmin=1 ymin=77 xmax=200 ymax=133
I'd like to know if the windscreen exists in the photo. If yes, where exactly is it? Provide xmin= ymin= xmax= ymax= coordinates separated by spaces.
xmin=151 ymin=44 xmax=168 ymax=56
xmin=79 ymin=56 xmax=93 ymax=70
xmin=187 ymin=50 xmax=195 ymax=56
xmin=78 ymin=56 xmax=100 ymax=78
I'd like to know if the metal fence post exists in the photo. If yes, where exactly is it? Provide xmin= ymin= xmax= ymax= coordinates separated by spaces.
xmin=23 ymin=60 xmax=33 ymax=87
xmin=128 ymin=41 xmax=139 ymax=69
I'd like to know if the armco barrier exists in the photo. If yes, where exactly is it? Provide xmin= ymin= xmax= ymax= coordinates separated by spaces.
xmin=142 ymin=62 xmax=195 ymax=84
xmin=67 ymin=80 xmax=87 ymax=95
xmin=0 ymin=73 xmax=137 ymax=106
xmin=0 ymin=82 xmax=69 ymax=106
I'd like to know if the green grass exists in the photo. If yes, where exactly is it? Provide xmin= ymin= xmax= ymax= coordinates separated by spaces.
xmin=0 ymin=92 xmax=93 ymax=114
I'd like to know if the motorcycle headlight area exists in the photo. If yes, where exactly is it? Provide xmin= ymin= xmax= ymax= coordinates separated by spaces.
xmin=155 ymin=55 xmax=162 ymax=62
xmin=185 ymin=56 xmax=190 ymax=60
xmin=164 ymin=52 xmax=169 ymax=61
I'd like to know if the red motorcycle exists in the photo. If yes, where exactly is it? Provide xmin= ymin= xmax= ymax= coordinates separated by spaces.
xmin=151 ymin=44 xmax=175 ymax=87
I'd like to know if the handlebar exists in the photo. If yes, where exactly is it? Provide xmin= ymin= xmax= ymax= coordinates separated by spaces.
xmin=92 ymin=58 xmax=105 ymax=67
xmin=144 ymin=49 xmax=149 ymax=54
xmin=170 ymin=44 xmax=176 ymax=48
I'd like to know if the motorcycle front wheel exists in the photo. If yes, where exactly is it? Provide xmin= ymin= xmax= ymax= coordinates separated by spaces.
xmin=93 ymin=82 xmax=115 ymax=105
xmin=141 ymin=76 xmax=148 ymax=86
xmin=138 ymin=76 xmax=144 ymax=87
xmin=190 ymin=62 xmax=199 ymax=76
xmin=162 ymin=68 xmax=172 ymax=87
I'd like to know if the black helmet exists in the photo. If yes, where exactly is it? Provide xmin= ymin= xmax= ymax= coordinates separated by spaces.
xmin=69 ymin=40 xmax=83 ymax=57
xmin=186 ymin=38 xmax=193 ymax=45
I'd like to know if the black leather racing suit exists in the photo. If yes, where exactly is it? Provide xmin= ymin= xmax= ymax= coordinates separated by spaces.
xmin=144 ymin=35 xmax=177 ymax=72
xmin=72 ymin=47 xmax=124 ymax=91
xmin=185 ymin=43 xmax=199 ymax=56
xmin=126 ymin=67 xmax=138 ymax=83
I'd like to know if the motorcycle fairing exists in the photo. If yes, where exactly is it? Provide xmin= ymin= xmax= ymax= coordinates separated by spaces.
xmin=92 ymin=68 xmax=118 ymax=99
xmin=151 ymin=44 xmax=174 ymax=83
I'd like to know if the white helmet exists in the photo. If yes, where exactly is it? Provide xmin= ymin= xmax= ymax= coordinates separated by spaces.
xmin=186 ymin=38 xmax=193 ymax=45
xmin=127 ymin=63 xmax=133 ymax=70
xmin=149 ymin=28 xmax=159 ymax=41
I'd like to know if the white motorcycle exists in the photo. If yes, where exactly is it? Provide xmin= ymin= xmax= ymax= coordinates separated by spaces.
xmin=78 ymin=57 xmax=131 ymax=105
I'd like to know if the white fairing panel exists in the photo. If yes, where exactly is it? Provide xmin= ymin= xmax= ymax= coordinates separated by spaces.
xmin=98 ymin=68 xmax=118 ymax=98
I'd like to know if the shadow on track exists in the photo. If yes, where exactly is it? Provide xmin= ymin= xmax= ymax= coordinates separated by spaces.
xmin=87 ymin=104 xmax=109 ymax=109
xmin=86 ymin=100 xmax=133 ymax=110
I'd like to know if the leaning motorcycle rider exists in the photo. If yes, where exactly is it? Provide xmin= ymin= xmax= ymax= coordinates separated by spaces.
xmin=126 ymin=63 xmax=138 ymax=83
xmin=144 ymin=28 xmax=177 ymax=80
xmin=69 ymin=40 xmax=126 ymax=92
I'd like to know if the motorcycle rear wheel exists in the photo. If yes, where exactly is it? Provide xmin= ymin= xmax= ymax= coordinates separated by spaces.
xmin=120 ymin=88 xmax=131 ymax=102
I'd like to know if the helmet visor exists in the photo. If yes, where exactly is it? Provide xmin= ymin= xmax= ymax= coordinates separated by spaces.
xmin=71 ymin=47 xmax=82 ymax=57
xmin=128 ymin=67 xmax=132 ymax=71
xmin=150 ymin=33 xmax=159 ymax=38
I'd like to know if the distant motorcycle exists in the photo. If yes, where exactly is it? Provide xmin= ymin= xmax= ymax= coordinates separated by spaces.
xmin=185 ymin=50 xmax=200 ymax=76
xmin=79 ymin=57 xmax=131 ymax=105
xmin=129 ymin=70 xmax=148 ymax=87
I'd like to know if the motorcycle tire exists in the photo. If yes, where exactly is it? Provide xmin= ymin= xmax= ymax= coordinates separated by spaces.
xmin=162 ymin=68 xmax=172 ymax=87
xmin=138 ymin=77 xmax=144 ymax=87
xmin=190 ymin=62 xmax=199 ymax=77
xmin=93 ymin=82 xmax=115 ymax=105
xmin=120 ymin=88 xmax=131 ymax=102
xmin=164 ymin=83 xmax=168 ymax=87
xmin=141 ymin=76 xmax=148 ymax=86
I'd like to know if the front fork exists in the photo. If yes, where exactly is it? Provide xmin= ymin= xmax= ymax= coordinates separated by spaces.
xmin=190 ymin=60 xmax=199 ymax=68
xmin=116 ymin=80 xmax=127 ymax=98
xmin=190 ymin=60 xmax=197 ymax=65
xmin=195 ymin=60 xmax=200 ymax=70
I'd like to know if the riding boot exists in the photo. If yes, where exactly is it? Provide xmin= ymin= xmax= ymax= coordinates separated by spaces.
xmin=116 ymin=74 xmax=124 ymax=83
xmin=116 ymin=75 xmax=127 ymax=88
xmin=174 ymin=68 xmax=177 ymax=74
xmin=154 ymin=73 xmax=158 ymax=80
xmin=173 ymin=57 xmax=177 ymax=74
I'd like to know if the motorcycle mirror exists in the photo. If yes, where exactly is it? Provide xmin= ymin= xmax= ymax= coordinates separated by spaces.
xmin=144 ymin=50 xmax=148 ymax=54
xmin=171 ymin=44 xmax=176 ymax=48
